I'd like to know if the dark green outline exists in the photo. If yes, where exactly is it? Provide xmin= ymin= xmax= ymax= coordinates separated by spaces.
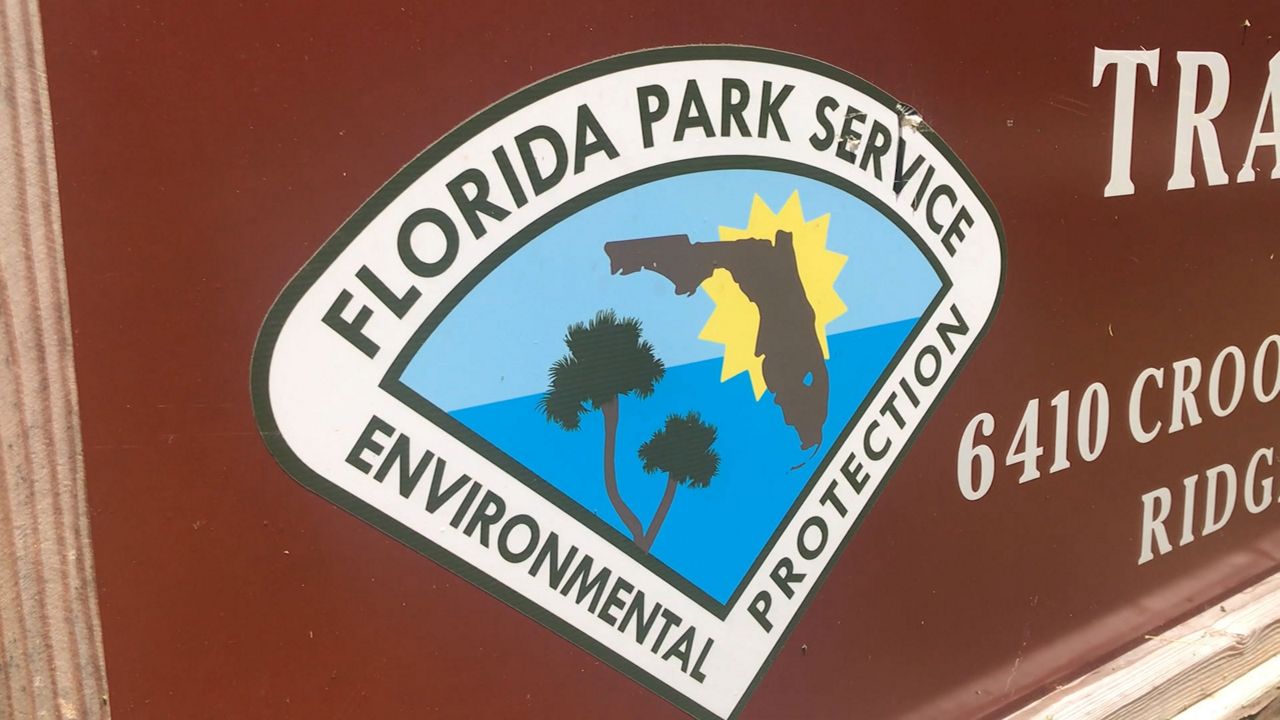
xmin=381 ymin=156 xmax=950 ymax=617
xmin=249 ymin=44 xmax=1007 ymax=720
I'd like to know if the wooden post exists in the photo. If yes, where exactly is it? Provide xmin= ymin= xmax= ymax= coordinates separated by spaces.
xmin=0 ymin=0 xmax=110 ymax=717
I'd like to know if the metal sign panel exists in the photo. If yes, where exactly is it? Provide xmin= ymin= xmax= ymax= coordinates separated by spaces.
xmin=43 ymin=2 xmax=1280 ymax=718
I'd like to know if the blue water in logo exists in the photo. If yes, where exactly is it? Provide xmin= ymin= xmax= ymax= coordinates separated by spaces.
xmin=400 ymin=168 xmax=941 ymax=603
xmin=446 ymin=321 xmax=916 ymax=602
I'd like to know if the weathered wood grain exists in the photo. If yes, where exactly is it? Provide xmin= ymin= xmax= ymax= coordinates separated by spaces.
xmin=1007 ymin=571 xmax=1280 ymax=720
xmin=1172 ymin=652 xmax=1280 ymax=720
xmin=0 ymin=0 xmax=109 ymax=716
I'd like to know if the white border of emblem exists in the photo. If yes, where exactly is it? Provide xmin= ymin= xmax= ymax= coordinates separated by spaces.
xmin=252 ymin=46 xmax=1005 ymax=719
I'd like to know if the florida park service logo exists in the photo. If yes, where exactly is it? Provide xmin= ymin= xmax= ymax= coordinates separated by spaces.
xmin=252 ymin=46 xmax=1004 ymax=719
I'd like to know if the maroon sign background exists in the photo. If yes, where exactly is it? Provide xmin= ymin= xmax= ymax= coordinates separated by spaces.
xmin=42 ymin=0 xmax=1280 ymax=717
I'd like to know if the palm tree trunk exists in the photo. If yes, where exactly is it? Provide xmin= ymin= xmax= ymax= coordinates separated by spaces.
xmin=601 ymin=398 xmax=644 ymax=543
xmin=639 ymin=474 xmax=678 ymax=552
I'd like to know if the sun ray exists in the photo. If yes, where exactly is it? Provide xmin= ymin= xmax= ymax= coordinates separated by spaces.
xmin=697 ymin=192 xmax=848 ymax=400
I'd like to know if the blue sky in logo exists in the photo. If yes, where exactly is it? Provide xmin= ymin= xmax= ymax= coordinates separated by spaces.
xmin=400 ymin=169 xmax=941 ymax=603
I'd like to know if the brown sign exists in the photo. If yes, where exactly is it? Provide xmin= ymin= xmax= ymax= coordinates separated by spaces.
xmin=41 ymin=1 xmax=1280 ymax=718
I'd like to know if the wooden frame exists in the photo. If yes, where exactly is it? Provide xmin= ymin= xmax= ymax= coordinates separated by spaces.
xmin=0 ymin=0 xmax=110 ymax=716
xmin=1007 ymin=571 xmax=1280 ymax=720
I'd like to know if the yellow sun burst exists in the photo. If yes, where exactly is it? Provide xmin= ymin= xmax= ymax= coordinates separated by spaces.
xmin=698 ymin=192 xmax=848 ymax=400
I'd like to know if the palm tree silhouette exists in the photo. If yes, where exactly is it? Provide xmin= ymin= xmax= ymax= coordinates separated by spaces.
xmin=539 ymin=310 xmax=665 ymax=544
xmin=636 ymin=412 xmax=720 ymax=552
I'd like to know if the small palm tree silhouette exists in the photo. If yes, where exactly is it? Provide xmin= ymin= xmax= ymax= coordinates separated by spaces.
xmin=539 ymin=310 xmax=665 ymax=544
xmin=636 ymin=412 xmax=720 ymax=551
